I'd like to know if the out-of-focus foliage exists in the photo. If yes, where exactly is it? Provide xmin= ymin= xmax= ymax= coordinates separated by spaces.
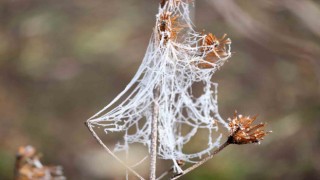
xmin=0 ymin=0 xmax=319 ymax=179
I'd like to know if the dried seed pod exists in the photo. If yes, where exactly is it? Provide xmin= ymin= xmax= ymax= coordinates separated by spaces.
xmin=157 ymin=12 xmax=181 ymax=41
xmin=227 ymin=111 xmax=271 ymax=145
xmin=198 ymin=33 xmax=232 ymax=68
xmin=15 ymin=146 xmax=65 ymax=180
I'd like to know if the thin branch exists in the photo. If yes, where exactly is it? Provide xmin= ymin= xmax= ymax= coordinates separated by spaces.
xmin=84 ymin=122 xmax=145 ymax=180
xmin=171 ymin=141 xmax=230 ymax=180
xmin=130 ymin=155 xmax=149 ymax=168
xmin=157 ymin=161 xmax=185 ymax=180
xmin=156 ymin=166 xmax=174 ymax=180
xmin=150 ymin=87 xmax=160 ymax=180
xmin=156 ymin=169 xmax=170 ymax=180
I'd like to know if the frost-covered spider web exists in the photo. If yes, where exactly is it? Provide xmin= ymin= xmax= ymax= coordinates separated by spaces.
xmin=87 ymin=0 xmax=231 ymax=174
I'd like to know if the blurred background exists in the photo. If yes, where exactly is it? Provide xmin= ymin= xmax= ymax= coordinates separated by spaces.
xmin=0 ymin=0 xmax=319 ymax=179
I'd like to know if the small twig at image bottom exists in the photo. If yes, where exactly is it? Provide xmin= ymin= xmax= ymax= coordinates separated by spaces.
xmin=171 ymin=141 xmax=230 ymax=180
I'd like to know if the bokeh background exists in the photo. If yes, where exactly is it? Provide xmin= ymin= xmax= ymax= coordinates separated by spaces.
xmin=1 ymin=0 xmax=320 ymax=179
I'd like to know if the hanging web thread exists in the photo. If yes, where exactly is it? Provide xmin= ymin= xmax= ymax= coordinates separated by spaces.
xmin=87 ymin=0 xmax=232 ymax=172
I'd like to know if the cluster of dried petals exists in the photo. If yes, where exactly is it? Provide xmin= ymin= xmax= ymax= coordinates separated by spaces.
xmin=15 ymin=145 xmax=65 ymax=180
xmin=227 ymin=111 xmax=271 ymax=145
xmin=157 ymin=11 xmax=181 ymax=42
xmin=198 ymin=33 xmax=232 ymax=69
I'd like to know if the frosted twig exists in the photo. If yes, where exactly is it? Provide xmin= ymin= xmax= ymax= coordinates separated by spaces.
xmin=150 ymin=87 xmax=160 ymax=180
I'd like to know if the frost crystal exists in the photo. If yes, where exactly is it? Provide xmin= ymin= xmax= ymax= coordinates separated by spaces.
xmin=87 ymin=0 xmax=232 ymax=173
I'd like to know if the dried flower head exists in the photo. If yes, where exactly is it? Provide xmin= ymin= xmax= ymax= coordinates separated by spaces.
xmin=198 ymin=33 xmax=232 ymax=68
xmin=227 ymin=111 xmax=271 ymax=145
xmin=17 ymin=145 xmax=36 ymax=159
xmin=157 ymin=12 xmax=181 ymax=41
xmin=15 ymin=145 xmax=65 ymax=180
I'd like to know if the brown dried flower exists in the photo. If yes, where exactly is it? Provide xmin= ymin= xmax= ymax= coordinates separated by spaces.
xmin=227 ymin=111 xmax=271 ymax=145
xmin=157 ymin=12 xmax=181 ymax=41
xmin=15 ymin=145 xmax=65 ymax=180
xmin=198 ymin=33 xmax=232 ymax=68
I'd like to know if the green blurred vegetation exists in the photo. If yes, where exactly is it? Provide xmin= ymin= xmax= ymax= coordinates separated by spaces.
xmin=0 ymin=0 xmax=319 ymax=179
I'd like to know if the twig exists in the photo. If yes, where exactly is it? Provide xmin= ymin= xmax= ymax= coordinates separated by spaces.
xmin=156 ymin=166 xmax=173 ymax=180
xmin=150 ymin=87 xmax=160 ymax=180
xmin=84 ymin=122 xmax=145 ymax=180
xmin=171 ymin=141 xmax=230 ymax=180
xmin=157 ymin=161 xmax=185 ymax=180
xmin=156 ymin=169 xmax=170 ymax=180
xmin=130 ymin=155 xmax=149 ymax=168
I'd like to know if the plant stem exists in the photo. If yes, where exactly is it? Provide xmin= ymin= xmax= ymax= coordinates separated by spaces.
xmin=171 ymin=141 xmax=230 ymax=180
xmin=150 ymin=87 xmax=160 ymax=180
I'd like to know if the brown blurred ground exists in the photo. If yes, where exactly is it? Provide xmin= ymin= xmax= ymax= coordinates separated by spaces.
xmin=0 ymin=0 xmax=319 ymax=179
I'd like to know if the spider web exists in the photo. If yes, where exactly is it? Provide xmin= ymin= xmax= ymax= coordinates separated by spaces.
xmin=87 ymin=0 xmax=231 ymax=174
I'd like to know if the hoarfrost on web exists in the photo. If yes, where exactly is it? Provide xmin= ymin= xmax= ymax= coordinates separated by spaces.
xmin=87 ymin=0 xmax=232 ymax=171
